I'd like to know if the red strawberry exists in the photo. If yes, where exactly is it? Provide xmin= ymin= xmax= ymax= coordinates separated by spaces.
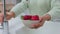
xmin=31 ymin=15 xmax=39 ymax=20
xmin=21 ymin=15 xmax=32 ymax=20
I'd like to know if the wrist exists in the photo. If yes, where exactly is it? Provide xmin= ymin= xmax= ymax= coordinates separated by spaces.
xmin=43 ymin=14 xmax=51 ymax=21
xmin=10 ymin=12 xmax=15 ymax=18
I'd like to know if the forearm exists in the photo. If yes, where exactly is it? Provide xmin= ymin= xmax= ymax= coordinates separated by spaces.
xmin=45 ymin=0 xmax=60 ymax=21
xmin=10 ymin=0 xmax=27 ymax=17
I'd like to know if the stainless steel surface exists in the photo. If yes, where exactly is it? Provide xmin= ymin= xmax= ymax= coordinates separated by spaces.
xmin=2 ymin=0 xmax=9 ymax=34
xmin=3 ymin=21 xmax=9 ymax=34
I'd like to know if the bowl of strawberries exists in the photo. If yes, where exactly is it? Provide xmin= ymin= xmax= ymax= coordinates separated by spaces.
xmin=21 ymin=15 xmax=40 ymax=28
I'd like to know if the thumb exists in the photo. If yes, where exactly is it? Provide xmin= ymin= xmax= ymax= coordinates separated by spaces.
xmin=39 ymin=17 xmax=43 ymax=22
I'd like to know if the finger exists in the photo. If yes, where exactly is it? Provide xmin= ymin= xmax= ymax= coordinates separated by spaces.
xmin=30 ymin=24 xmax=36 ymax=28
xmin=0 ymin=16 xmax=4 ymax=23
xmin=39 ymin=17 xmax=43 ymax=22
xmin=33 ymin=23 xmax=42 ymax=29
xmin=30 ymin=24 xmax=39 ymax=29
xmin=6 ymin=12 xmax=12 ymax=20
xmin=30 ymin=23 xmax=40 ymax=29
xmin=30 ymin=24 xmax=40 ymax=29
xmin=6 ymin=16 xmax=11 ymax=20
xmin=32 ymin=21 xmax=45 ymax=29
xmin=30 ymin=18 xmax=45 ymax=29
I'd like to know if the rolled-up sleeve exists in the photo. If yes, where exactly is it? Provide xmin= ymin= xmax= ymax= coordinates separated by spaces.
xmin=47 ymin=0 xmax=60 ymax=20
xmin=10 ymin=0 xmax=27 ymax=17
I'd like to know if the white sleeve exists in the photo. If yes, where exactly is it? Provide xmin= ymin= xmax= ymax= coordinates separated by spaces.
xmin=47 ymin=0 xmax=60 ymax=20
xmin=10 ymin=0 xmax=27 ymax=17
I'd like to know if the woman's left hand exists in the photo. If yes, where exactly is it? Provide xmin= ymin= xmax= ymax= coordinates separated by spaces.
xmin=30 ymin=14 xmax=51 ymax=29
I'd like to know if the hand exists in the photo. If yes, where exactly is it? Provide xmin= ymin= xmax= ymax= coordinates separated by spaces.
xmin=0 ymin=11 xmax=15 ymax=22
xmin=0 ymin=11 xmax=15 ymax=24
xmin=0 ymin=13 xmax=4 ymax=23
xmin=30 ymin=14 xmax=51 ymax=29
xmin=30 ymin=17 xmax=45 ymax=29
xmin=6 ymin=12 xmax=15 ymax=20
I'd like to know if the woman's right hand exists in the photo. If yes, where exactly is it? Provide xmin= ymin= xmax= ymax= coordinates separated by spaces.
xmin=6 ymin=12 xmax=15 ymax=20
xmin=0 ymin=11 xmax=15 ymax=23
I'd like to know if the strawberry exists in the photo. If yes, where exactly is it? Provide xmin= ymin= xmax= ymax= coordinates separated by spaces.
xmin=31 ymin=15 xmax=39 ymax=20
xmin=21 ymin=15 xmax=32 ymax=20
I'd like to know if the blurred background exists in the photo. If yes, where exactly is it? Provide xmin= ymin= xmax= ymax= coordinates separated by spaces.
xmin=0 ymin=0 xmax=21 ymax=12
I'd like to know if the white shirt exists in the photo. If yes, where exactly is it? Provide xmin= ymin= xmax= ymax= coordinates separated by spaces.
xmin=11 ymin=0 xmax=60 ymax=20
